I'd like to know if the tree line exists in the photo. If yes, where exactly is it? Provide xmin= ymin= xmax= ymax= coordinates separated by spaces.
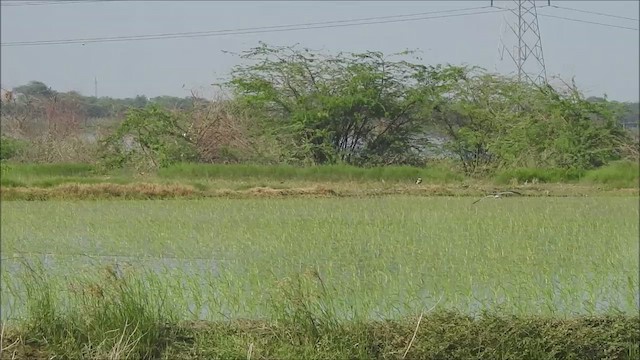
xmin=2 ymin=80 xmax=202 ymax=118
xmin=1 ymin=43 xmax=638 ymax=174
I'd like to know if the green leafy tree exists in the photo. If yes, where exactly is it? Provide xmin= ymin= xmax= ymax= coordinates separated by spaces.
xmin=433 ymin=72 xmax=629 ymax=174
xmin=226 ymin=43 xmax=464 ymax=165
xmin=542 ymin=85 xmax=628 ymax=169
xmin=13 ymin=81 xmax=56 ymax=98
xmin=100 ymin=105 xmax=198 ymax=169
xmin=150 ymin=96 xmax=195 ymax=111
xmin=0 ymin=136 xmax=26 ymax=160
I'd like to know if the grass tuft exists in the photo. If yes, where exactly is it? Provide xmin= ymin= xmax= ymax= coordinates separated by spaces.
xmin=12 ymin=261 xmax=176 ymax=360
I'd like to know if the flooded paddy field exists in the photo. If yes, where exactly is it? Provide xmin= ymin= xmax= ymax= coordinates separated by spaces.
xmin=2 ymin=196 xmax=638 ymax=321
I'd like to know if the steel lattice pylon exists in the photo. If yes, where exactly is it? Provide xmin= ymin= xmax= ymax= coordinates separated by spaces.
xmin=496 ymin=0 xmax=548 ymax=86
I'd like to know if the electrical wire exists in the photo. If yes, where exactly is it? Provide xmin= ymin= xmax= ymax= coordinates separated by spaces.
xmin=0 ymin=6 xmax=507 ymax=47
xmin=0 ymin=0 xmax=107 ymax=7
xmin=491 ymin=4 xmax=638 ymax=31
xmin=1 ymin=250 xmax=232 ymax=262
xmin=537 ymin=13 xmax=639 ymax=31
xmin=2 ymin=5 xmax=495 ymax=43
xmin=549 ymin=4 xmax=639 ymax=22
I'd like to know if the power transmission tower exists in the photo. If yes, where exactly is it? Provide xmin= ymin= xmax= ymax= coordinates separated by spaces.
xmin=494 ymin=0 xmax=548 ymax=86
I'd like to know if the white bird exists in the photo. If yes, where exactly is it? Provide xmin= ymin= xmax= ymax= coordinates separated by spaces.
xmin=472 ymin=190 xmax=522 ymax=204
xmin=416 ymin=177 xmax=422 ymax=185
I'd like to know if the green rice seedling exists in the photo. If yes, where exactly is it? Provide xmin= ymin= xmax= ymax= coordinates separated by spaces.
xmin=2 ymin=196 xmax=637 ymax=322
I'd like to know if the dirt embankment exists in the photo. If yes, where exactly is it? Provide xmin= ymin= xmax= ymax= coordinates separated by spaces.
xmin=0 ymin=181 xmax=637 ymax=200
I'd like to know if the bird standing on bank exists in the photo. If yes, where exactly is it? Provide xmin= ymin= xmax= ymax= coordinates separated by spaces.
xmin=416 ymin=177 xmax=422 ymax=185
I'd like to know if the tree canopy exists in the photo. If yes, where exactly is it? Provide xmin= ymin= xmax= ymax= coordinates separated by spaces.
xmin=226 ymin=43 xmax=470 ymax=165
xmin=224 ymin=43 xmax=632 ymax=171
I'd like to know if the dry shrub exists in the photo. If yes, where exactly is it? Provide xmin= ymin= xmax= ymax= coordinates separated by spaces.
xmin=2 ymin=94 xmax=85 ymax=138
xmin=2 ymin=94 xmax=97 ymax=163
xmin=620 ymin=134 xmax=639 ymax=163
xmin=42 ymin=94 xmax=86 ymax=137
xmin=1 ymin=96 xmax=45 ymax=138
xmin=13 ymin=135 xmax=99 ymax=163
xmin=181 ymin=92 xmax=254 ymax=163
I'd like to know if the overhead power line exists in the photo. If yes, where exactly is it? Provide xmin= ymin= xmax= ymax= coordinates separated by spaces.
xmin=549 ymin=4 xmax=640 ymax=22
xmin=0 ymin=6 xmax=507 ymax=47
xmin=537 ymin=13 xmax=639 ymax=31
xmin=1 ymin=250 xmax=231 ymax=262
xmin=0 ymin=0 xmax=109 ymax=7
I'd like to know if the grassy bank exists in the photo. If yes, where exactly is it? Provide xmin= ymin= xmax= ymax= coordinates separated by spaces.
xmin=494 ymin=160 xmax=640 ymax=188
xmin=0 ymin=161 xmax=638 ymax=200
xmin=157 ymin=162 xmax=465 ymax=183
xmin=5 ymin=308 xmax=639 ymax=360
xmin=1 ymin=161 xmax=638 ymax=187
xmin=0 ymin=290 xmax=640 ymax=360
xmin=2 ymin=264 xmax=639 ymax=360
xmin=0 ymin=162 xmax=464 ymax=189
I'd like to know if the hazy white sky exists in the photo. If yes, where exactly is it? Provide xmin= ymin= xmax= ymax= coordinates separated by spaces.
xmin=1 ymin=1 xmax=638 ymax=101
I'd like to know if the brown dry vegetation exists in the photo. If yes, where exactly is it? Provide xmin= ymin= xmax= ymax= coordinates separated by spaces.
xmin=1 ymin=93 xmax=99 ymax=164
xmin=181 ymin=94 xmax=255 ymax=164
xmin=1 ymin=181 xmax=637 ymax=201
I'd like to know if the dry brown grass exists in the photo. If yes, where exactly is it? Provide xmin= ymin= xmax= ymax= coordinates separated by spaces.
xmin=0 ymin=183 xmax=197 ymax=200
xmin=1 ymin=180 xmax=637 ymax=201
xmin=0 ymin=330 xmax=47 ymax=360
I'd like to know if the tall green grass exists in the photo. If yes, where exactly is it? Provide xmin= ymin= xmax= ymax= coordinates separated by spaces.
xmin=3 ymin=261 xmax=639 ymax=360
xmin=8 ymin=260 xmax=176 ymax=359
xmin=494 ymin=167 xmax=586 ymax=184
xmin=1 ymin=161 xmax=637 ymax=189
xmin=0 ymin=163 xmax=97 ymax=187
xmin=0 ymin=136 xmax=27 ymax=160
xmin=582 ymin=160 xmax=640 ymax=188
xmin=0 ymin=163 xmax=134 ymax=188
xmin=494 ymin=161 xmax=639 ymax=188
xmin=157 ymin=162 xmax=464 ymax=183
xmin=3 ymin=163 xmax=96 ymax=177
